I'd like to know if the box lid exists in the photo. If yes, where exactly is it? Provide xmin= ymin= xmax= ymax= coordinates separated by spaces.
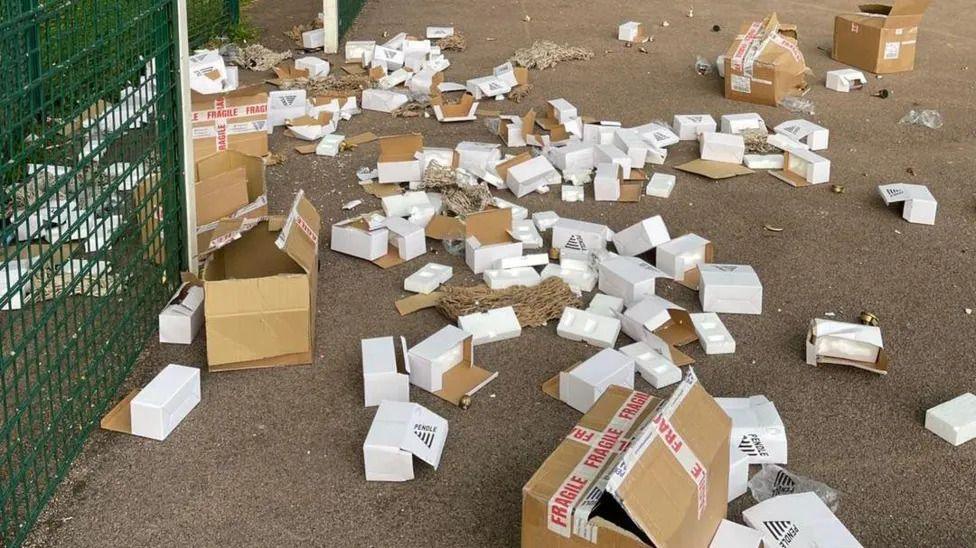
xmin=465 ymin=208 xmax=514 ymax=246
xmin=379 ymin=133 xmax=424 ymax=162
xmin=275 ymin=190 xmax=321 ymax=274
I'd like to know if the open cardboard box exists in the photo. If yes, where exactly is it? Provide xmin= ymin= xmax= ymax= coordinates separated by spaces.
xmin=464 ymin=208 xmax=523 ymax=274
xmin=200 ymin=191 xmax=320 ymax=371
xmin=191 ymin=86 xmax=269 ymax=160
xmin=407 ymin=325 xmax=498 ymax=408
xmin=832 ymin=0 xmax=931 ymax=74
xmin=377 ymin=133 xmax=424 ymax=184
xmin=431 ymin=93 xmax=479 ymax=122
xmin=194 ymin=150 xmax=268 ymax=251
xmin=523 ymin=370 xmax=730 ymax=547
xmin=805 ymin=318 xmax=889 ymax=374
xmin=620 ymin=295 xmax=699 ymax=347
xmin=723 ymin=13 xmax=808 ymax=107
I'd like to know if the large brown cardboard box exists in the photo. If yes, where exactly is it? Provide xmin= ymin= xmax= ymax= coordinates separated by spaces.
xmin=194 ymin=150 xmax=268 ymax=251
xmin=201 ymin=191 xmax=320 ymax=371
xmin=723 ymin=13 xmax=807 ymax=107
xmin=832 ymin=0 xmax=931 ymax=74
xmin=522 ymin=370 xmax=730 ymax=547
xmin=191 ymin=87 xmax=269 ymax=161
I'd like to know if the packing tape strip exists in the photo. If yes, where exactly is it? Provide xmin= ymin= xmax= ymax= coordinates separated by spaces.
xmin=770 ymin=32 xmax=804 ymax=64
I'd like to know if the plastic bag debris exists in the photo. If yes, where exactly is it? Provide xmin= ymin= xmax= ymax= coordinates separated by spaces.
xmin=899 ymin=109 xmax=943 ymax=129
xmin=694 ymin=55 xmax=713 ymax=76
xmin=442 ymin=239 xmax=465 ymax=256
xmin=779 ymin=95 xmax=815 ymax=115
xmin=748 ymin=464 xmax=840 ymax=512
xmin=356 ymin=167 xmax=378 ymax=182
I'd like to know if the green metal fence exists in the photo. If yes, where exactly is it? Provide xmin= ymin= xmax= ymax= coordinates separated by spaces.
xmin=339 ymin=0 xmax=367 ymax=37
xmin=0 ymin=0 xmax=232 ymax=545
xmin=188 ymin=0 xmax=239 ymax=47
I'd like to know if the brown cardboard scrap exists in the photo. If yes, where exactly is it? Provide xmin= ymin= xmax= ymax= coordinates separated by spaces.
xmin=676 ymin=159 xmax=754 ymax=180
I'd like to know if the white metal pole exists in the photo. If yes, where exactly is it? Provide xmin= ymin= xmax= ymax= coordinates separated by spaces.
xmin=175 ymin=0 xmax=198 ymax=273
xmin=324 ymin=0 xmax=339 ymax=54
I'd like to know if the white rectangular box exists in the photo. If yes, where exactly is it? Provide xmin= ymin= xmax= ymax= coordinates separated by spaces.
xmin=404 ymin=263 xmax=453 ymax=294
xmin=716 ymin=395 xmax=787 ymax=464
xmin=805 ymin=319 xmax=884 ymax=367
xmin=302 ymin=29 xmax=325 ymax=50
xmin=158 ymin=284 xmax=204 ymax=344
xmin=532 ymin=211 xmax=560 ymax=232
xmin=690 ymin=312 xmax=735 ymax=354
xmin=506 ymin=156 xmax=561 ymax=198
xmin=709 ymin=519 xmax=762 ymax=548
xmin=826 ymin=68 xmax=866 ymax=93
xmin=509 ymin=219 xmax=544 ymax=250
xmin=632 ymin=122 xmax=680 ymax=149
xmin=548 ymin=142 xmax=594 ymax=173
xmin=613 ymin=129 xmax=650 ymax=167
xmin=700 ymin=132 xmax=745 ymax=164
xmin=362 ymin=89 xmax=410 ymax=114
xmin=295 ymin=56 xmax=330 ymax=78
xmin=774 ymin=148 xmax=831 ymax=186
xmin=720 ymin=113 xmax=766 ymax=134
xmin=267 ymin=89 xmax=308 ymax=129
xmin=492 ymin=197 xmax=527 ymax=220
xmin=593 ymin=163 xmax=622 ymax=202
xmin=655 ymin=233 xmax=711 ymax=284
xmin=465 ymin=75 xmax=511 ymax=99
xmin=382 ymin=191 xmax=430 ymax=219
xmin=594 ymin=144 xmax=632 ymax=176
xmin=552 ymin=218 xmax=610 ymax=252
xmin=386 ymin=217 xmax=426 ymax=261
xmin=699 ymin=264 xmax=762 ymax=315
xmin=541 ymin=263 xmax=597 ymax=293
xmin=673 ymin=114 xmax=717 ymax=140
xmin=743 ymin=493 xmax=863 ymax=548
xmin=559 ymin=348 xmax=635 ymax=413
xmin=371 ymin=45 xmax=404 ymax=71
xmin=728 ymin=446 xmax=750 ymax=502
xmin=458 ymin=306 xmax=522 ymax=345
xmin=645 ymin=173 xmax=676 ymax=198
xmin=548 ymin=98 xmax=578 ymax=123
xmin=130 ymin=364 xmax=201 ymax=441
xmin=618 ymin=21 xmax=644 ymax=42
xmin=364 ymin=401 xmax=448 ymax=482
xmin=494 ymin=253 xmax=548 ymax=270
xmin=582 ymin=121 xmax=621 ymax=145
xmin=774 ymin=119 xmax=829 ymax=151
xmin=407 ymin=326 xmax=468 ymax=393
xmin=743 ymin=153 xmax=784 ymax=170
xmin=362 ymin=336 xmax=410 ymax=407
xmin=619 ymin=295 xmax=685 ymax=343
xmin=483 ymin=266 xmax=541 ymax=290
xmin=345 ymin=40 xmax=375 ymax=65
xmin=598 ymin=256 xmax=666 ymax=306
xmin=612 ymin=215 xmax=670 ymax=256
xmin=587 ymin=293 xmax=624 ymax=318
xmin=878 ymin=183 xmax=937 ymax=225
xmin=925 ymin=393 xmax=976 ymax=446
xmin=619 ymin=340 xmax=681 ymax=389
xmin=557 ymin=307 xmax=621 ymax=348
xmin=466 ymin=237 xmax=523 ymax=275
xmin=331 ymin=218 xmax=389 ymax=261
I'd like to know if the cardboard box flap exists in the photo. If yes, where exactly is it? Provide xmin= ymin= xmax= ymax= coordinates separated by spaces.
xmin=859 ymin=0 xmax=930 ymax=18
xmin=190 ymin=85 xmax=268 ymax=104
xmin=400 ymin=404 xmax=449 ymax=468
xmin=100 ymin=388 xmax=140 ymax=434
xmin=195 ymin=167 xmax=250 ymax=225
xmin=425 ymin=215 xmax=465 ymax=240
xmin=465 ymin=208 xmax=514 ymax=246
xmin=379 ymin=133 xmax=424 ymax=162
xmin=595 ymin=369 xmax=730 ymax=547
xmin=432 ymin=92 xmax=478 ymax=120
xmin=495 ymin=152 xmax=533 ymax=180
xmin=195 ymin=150 xmax=266 ymax=202
xmin=275 ymin=190 xmax=321 ymax=274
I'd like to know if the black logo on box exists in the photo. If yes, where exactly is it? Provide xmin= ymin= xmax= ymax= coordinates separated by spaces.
xmin=414 ymin=424 xmax=437 ymax=449
xmin=764 ymin=520 xmax=800 ymax=546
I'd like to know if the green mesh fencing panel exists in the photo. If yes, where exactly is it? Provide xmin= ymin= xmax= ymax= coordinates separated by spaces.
xmin=0 ymin=0 xmax=187 ymax=545
xmin=188 ymin=0 xmax=239 ymax=48
xmin=339 ymin=0 xmax=366 ymax=37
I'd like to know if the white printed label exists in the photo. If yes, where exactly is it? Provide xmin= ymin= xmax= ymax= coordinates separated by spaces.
xmin=884 ymin=42 xmax=901 ymax=60
xmin=731 ymin=75 xmax=752 ymax=94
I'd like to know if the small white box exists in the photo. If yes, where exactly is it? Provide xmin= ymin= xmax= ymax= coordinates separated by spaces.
xmin=766 ymin=133 xmax=809 ymax=152
xmin=386 ymin=217 xmax=426 ymax=261
xmin=302 ymin=29 xmax=325 ymax=50
xmin=700 ymin=132 xmax=745 ymax=164
xmin=878 ymin=183 xmax=937 ymax=225
xmin=557 ymin=307 xmax=621 ymax=348
xmin=362 ymin=89 xmax=410 ymax=113
xmin=130 ymin=364 xmax=201 ymax=441
xmin=267 ymin=89 xmax=308 ymax=129
xmin=561 ymin=184 xmax=585 ymax=202
xmin=552 ymin=219 xmax=610 ymax=253
xmin=363 ymin=401 xmax=448 ymax=482
xmin=427 ymin=26 xmax=454 ymax=38
xmin=925 ymin=393 xmax=976 ymax=446
xmin=295 ymin=56 xmax=330 ymax=78
xmin=774 ymin=148 xmax=831 ymax=186
xmin=509 ymin=219 xmax=544 ymax=250
xmin=717 ymin=395 xmax=788 ymax=464
xmin=316 ymin=134 xmax=345 ymax=157
xmin=378 ymin=68 xmax=412 ymax=90
xmin=690 ymin=312 xmax=735 ymax=354
xmin=548 ymin=98 xmax=578 ymax=123
xmin=598 ymin=256 xmax=666 ymax=306
xmin=619 ymin=340 xmax=681 ymax=389
xmin=407 ymin=326 xmax=468 ymax=393
xmin=492 ymin=197 xmax=527 ymax=220
xmin=826 ymin=68 xmax=866 ymax=93
xmin=619 ymin=295 xmax=685 ymax=344
xmin=805 ymin=319 xmax=888 ymax=374
xmin=465 ymin=75 xmax=511 ymax=99
xmin=331 ymin=218 xmax=389 ymax=261
xmin=559 ymin=348 xmax=635 ymax=413
xmin=594 ymin=144 xmax=632 ymax=176
xmin=458 ymin=306 xmax=522 ymax=345
xmin=774 ymin=119 xmax=829 ymax=151
xmin=456 ymin=141 xmax=502 ymax=174
xmin=587 ymin=293 xmax=625 ymax=318
xmin=645 ymin=173 xmax=676 ymax=198
xmin=158 ymin=284 xmax=204 ymax=344
xmin=382 ymin=191 xmax=430 ymax=218
xmin=618 ymin=21 xmax=644 ymax=42
xmin=612 ymin=215 xmax=670 ymax=256
xmin=541 ymin=263 xmax=597 ymax=293
xmin=673 ymin=114 xmax=718 ymax=140
xmin=404 ymin=263 xmax=453 ymax=294
xmin=709 ymin=519 xmax=762 ymax=548
xmin=593 ymin=163 xmax=622 ymax=202
xmin=743 ymin=153 xmax=783 ymax=170
xmin=743 ymin=493 xmax=863 ymax=548
xmin=362 ymin=336 xmax=410 ymax=407
xmin=371 ymin=45 xmax=405 ymax=70
xmin=483 ymin=266 xmax=542 ymax=290
xmin=494 ymin=253 xmax=548 ymax=270
xmin=582 ymin=121 xmax=621 ymax=145
xmin=465 ymin=237 xmax=523 ymax=275
xmin=345 ymin=40 xmax=375 ymax=65
xmin=532 ymin=211 xmax=560 ymax=231
xmin=613 ymin=129 xmax=650 ymax=167
xmin=699 ymin=264 xmax=762 ymax=315
xmin=720 ymin=113 xmax=766 ymax=135
xmin=506 ymin=156 xmax=561 ymax=198
xmin=728 ymin=446 xmax=750 ymax=502
xmin=655 ymin=233 xmax=711 ymax=283
xmin=632 ymin=122 xmax=680 ymax=149
xmin=547 ymin=141 xmax=595 ymax=173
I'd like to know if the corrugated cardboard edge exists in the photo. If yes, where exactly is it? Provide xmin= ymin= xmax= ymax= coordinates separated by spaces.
xmin=100 ymin=388 xmax=140 ymax=434
xmin=676 ymin=160 xmax=754 ymax=180
xmin=425 ymin=215 xmax=465 ymax=240
xmin=395 ymin=292 xmax=443 ymax=315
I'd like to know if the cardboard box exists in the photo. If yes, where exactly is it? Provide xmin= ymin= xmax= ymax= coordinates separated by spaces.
xmin=699 ymin=264 xmax=763 ymax=315
xmin=552 ymin=219 xmax=611 ymax=253
xmin=587 ymin=293 xmax=625 ymax=318
xmin=593 ymin=163 xmax=623 ymax=202
xmin=158 ymin=282 xmax=204 ymax=344
xmin=612 ymin=215 xmax=670 ymax=257
xmin=832 ymin=0 xmax=930 ymax=74
xmin=728 ymin=446 xmax=750 ymax=502
xmin=193 ymin=151 xmax=269 ymax=237
xmin=202 ymin=191 xmax=320 ymax=371
xmin=925 ymin=393 xmax=976 ymax=446
xmin=267 ymin=89 xmax=308 ymax=130
xmin=377 ymin=134 xmax=424 ymax=183
xmin=331 ymin=216 xmax=389 ymax=261
xmin=102 ymin=364 xmax=200 ymax=441
xmin=618 ymin=21 xmax=649 ymax=43
xmin=295 ymin=56 xmax=330 ymax=78
xmin=583 ymin=120 xmax=622 ymax=145
xmin=458 ymin=306 xmax=522 ymax=345
xmin=631 ymin=122 xmax=680 ymax=150
xmin=700 ymin=132 xmax=745 ymax=164
xmin=466 ymin=75 xmax=511 ymax=99
xmin=774 ymin=119 xmax=829 ymax=151
xmin=484 ymin=266 xmax=542 ymax=290
xmin=302 ymin=28 xmax=325 ymax=49
xmin=771 ymin=148 xmax=831 ymax=187
xmin=456 ymin=141 xmax=502 ymax=175
xmin=826 ymin=68 xmax=867 ymax=92
xmin=645 ymin=173 xmax=676 ymax=198
xmin=550 ymin=348 xmax=634 ymax=413
xmin=465 ymin=208 xmax=523 ymax=274
xmin=407 ymin=325 xmax=498 ymax=407
xmin=709 ymin=519 xmax=763 ymax=548
xmin=362 ymin=336 xmax=410 ymax=407
xmin=557 ymin=308 xmax=622 ymax=349
xmin=598 ymin=256 xmax=666 ymax=307
xmin=432 ymin=93 xmax=479 ymax=122
xmin=717 ymin=395 xmax=787 ymax=464
xmin=620 ymin=295 xmax=697 ymax=347
xmin=404 ymin=263 xmax=452 ymax=294
xmin=494 ymin=62 xmax=529 ymax=88
xmin=619 ymin=340 xmax=682 ymax=389
xmin=805 ymin=318 xmax=888 ymax=374
xmin=743 ymin=492 xmax=863 ymax=547
xmin=345 ymin=40 xmax=376 ymax=65
xmin=724 ymin=13 xmax=807 ymax=107
xmin=363 ymin=401 xmax=448 ymax=482
xmin=877 ymin=183 xmax=937 ymax=225
xmin=362 ymin=89 xmax=410 ymax=113
xmin=655 ymin=233 xmax=713 ymax=289
xmin=191 ymin=87 xmax=269 ymax=160
xmin=286 ymin=113 xmax=337 ymax=141
xmin=523 ymin=370 xmax=731 ymax=547
xmin=720 ymin=113 xmax=766 ymax=135
xmin=690 ymin=313 xmax=735 ymax=354
xmin=674 ymin=114 xmax=718 ymax=140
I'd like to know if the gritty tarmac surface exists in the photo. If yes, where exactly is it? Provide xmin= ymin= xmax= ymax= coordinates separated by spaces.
xmin=26 ymin=0 xmax=976 ymax=546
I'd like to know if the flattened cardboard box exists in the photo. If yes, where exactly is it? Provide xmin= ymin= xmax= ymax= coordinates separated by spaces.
xmin=724 ymin=13 xmax=807 ymax=107
xmin=201 ymin=191 xmax=320 ymax=371
xmin=523 ymin=370 xmax=731 ymax=548
xmin=833 ymin=0 xmax=931 ymax=74
xmin=191 ymin=87 xmax=269 ymax=160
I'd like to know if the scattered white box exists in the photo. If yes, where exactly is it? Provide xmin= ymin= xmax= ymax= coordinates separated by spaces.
xmin=619 ymin=340 xmax=681 ymax=389
xmin=557 ymin=307 xmax=621 ymax=348
xmin=548 ymin=142 xmax=595 ymax=173
xmin=925 ymin=393 xmax=976 ymax=446
xmin=632 ymin=122 xmax=680 ymax=149
xmin=728 ymin=445 xmax=750 ymax=502
xmin=362 ymin=336 xmax=410 ymax=407
xmin=619 ymin=295 xmax=685 ymax=343
xmin=878 ymin=183 xmax=937 ymax=225
xmin=558 ymin=348 xmax=635 ymax=413
xmin=494 ymin=253 xmax=548 ymax=270
xmin=267 ymin=89 xmax=308 ymax=129
xmin=541 ymin=263 xmax=597 ymax=292
xmin=506 ymin=156 xmax=561 ymax=198
xmin=699 ymin=264 xmax=762 ymax=315
xmin=331 ymin=218 xmax=389 ymax=261
xmin=295 ymin=56 xmax=330 ymax=79
xmin=766 ymin=132 xmax=808 ymax=152
xmin=492 ymin=197 xmax=527 ymax=220
xmin=382 ymin=191 xmax=431 ymax=218
xmin=709 ymin=519 xmax=763 ymax=548
xmin=583 ymin=121 xmax=621 ymax=145
xmin=690 ymin=313 xmax=735 ymax=354
xmin=466 ymin=237 xmax=523 ymax=275
xmin=717 ymin=395 xmax=788 ymax=464
xmin=743 ymin=153 xmax=784 ymax=169
xmin=158 ymin=284 xmax=204 ymax=344
xmin=612 ymin=215 xmax=670 ymax=256
xmin=345 ymin=40 xmax=376 ymax=65
xmin=129 ymin=364 xmax=200 ymax=441
xmin=363 ymin=401 xmax=448 ymax=482
xmin=594 ymin=144 xmax=632 ymax=176
xmin=700 ymin=132 xmax=745 ymax=164
xmin=371 ymin=45 xmax=405 ymax=70
xmin=407 ymin=326 xmax=467 ymax=393
xmin=483 ymin=266 xmax=541 ymax=290
xmin=826 ymin=68 xmax=866 ymax=92
xmin=618 ymin=21 xmax=645 ymax=42
xmin=386 ymin=217 xmax=426 ymax=261
xmin=465 ymin=75 xmax=511 ymax=99
xmin=552 ymin=219 xmax=610 ymax=253
xmin=593 ymin=163 xmax=622 ymax=202
xmin=743 ymin=493 xmax=863 ymax=548
xmin=655 ymin=233 xmax=711 ymax=285
xmin=509 ymin=219 xmax=544 ymax=250
xmin=548 ymin=98 xmax=578 ymax=123
xmin=598 ymin=256 xmax=666 ymax=306
xmin=587 ymin=293 xmax=625 ymax=318
xmin=645 ymin=173 xmax=676 ymax=198
xmin=302 ymin=29 xmax=325 ymax=50
xmin=404 ymin=263 xmax=452 ymax=294
xmin=673 ymin=114 xmax=718 ymax=140
xmin=458 ymin=306 xmax=522 ymax=345
xmin=561 ymin=185 xmax=585 ymax=202
xmin=774 ymin=119 xmax=829 ymax=151
xmin=362 ymin=89 xmax=410 ymax=113
xmin=716 ymin=55 xmax=727 ymax=78
xmin=316 ymin=134 xmax=345 ymax=157
xmin=614 ymin=129 xmax=650 ymax=167
xmin=427 ymin=26 xmax=454 ymax=39
xmin=773 ymin=148 xmax=831 ymax=186
xmin=378 ymin=68 xmax=413 ymax=90
xmin=532 ymin=211 xmax=560 ymax=232
xmin=720 ymin=113 xmax=766 ymax=135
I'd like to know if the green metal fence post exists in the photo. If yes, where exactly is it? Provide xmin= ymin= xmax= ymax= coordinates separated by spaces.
xmin=227 ymin=0 xmax=240 ymax=25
